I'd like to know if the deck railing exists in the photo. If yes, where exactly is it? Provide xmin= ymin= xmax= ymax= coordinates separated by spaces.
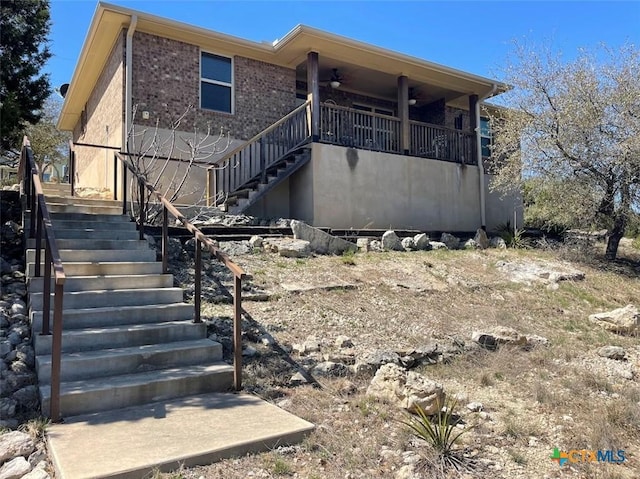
xmin=115 ymin=152 xmax=247 ymax=389
xmin=18 ymin=136 xmax=66 ymax=422
xmin=320 ymin=103 xmax=402 ymax=154
xmin=208 ymin=101 xmax=311 ymax=205
xmin=409 ymin=121 xmax=476 ymax=165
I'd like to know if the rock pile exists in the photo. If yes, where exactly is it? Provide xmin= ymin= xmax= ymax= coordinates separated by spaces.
xmin=1 ymin=220 xmax=39 ymax=431
xmin=0 ymin=431 xmax=49 ymax=479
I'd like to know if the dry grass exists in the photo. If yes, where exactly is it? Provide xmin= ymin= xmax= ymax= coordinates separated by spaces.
xmin=172 ymin=243 xmax=640 ymax=479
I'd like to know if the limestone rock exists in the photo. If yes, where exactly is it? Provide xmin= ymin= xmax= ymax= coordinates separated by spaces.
xmin=354 ymin=350 xmax=401 ymax=375
xmin=21 ymin=468 xmax=50 ymax=479
xmin=312 ymin=361 xmax=348 ymax=376
xmin=598 ymin=346 xmax=626 ymax=360
xmin=335 ymin=335 xmax=354 ymax=348
xmin=490 ymin=237 xmax=507 ymax=249
xmin=525 ymin=334 xmax=550 ymax=348
xmin=356 ymin=238 xmax=371 ymax=252
xmin=264 ymin=238 xmax=311 ymax=258
xmin=0 ymin=456 xmax=31 ymax=479
xmin=413 ymin=233 xmax=431 ymax=251
xmin=292 ymin=337 xmax=321 ymax=355
xmin=248 ymin=235 xmax=263 ymax=248
xmin=463 ymin=239 xmax=479 ymax=249
xmin=291 ymin=220 xmax=356 ymax=255
xmin=381 ymin=231 xmax=403 ymax=251
xmin=401 ymin=237 xmax=416 ymax=250
xmin=472 ymin=327 xmax=527 ymax=350
xmin=0 ymin=430 xmax=35 ymax=464
xmin=440 ymin=233 xmax=460 ymax=250
xmin=589 ymin=305 xmax=639 ymax=335
xmin=429 ymin=241 xmax=448 ymax=250
xmin=475 ymin=228 xmax=490 ymax=249
xmin=366 ymin=363 xmax=445 ymax=414
xmin=289 ymin=372 xmax=309 ymax=385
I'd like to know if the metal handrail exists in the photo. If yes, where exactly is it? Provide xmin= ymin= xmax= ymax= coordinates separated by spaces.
xmin=19 ymin=136 xmax=66 ymax=422
xmin=115 ymin=152 xmax=247 ymax=389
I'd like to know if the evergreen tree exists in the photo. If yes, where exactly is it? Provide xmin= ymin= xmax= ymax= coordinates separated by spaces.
xmin=0 ymin=0 xmax=52 ymax=156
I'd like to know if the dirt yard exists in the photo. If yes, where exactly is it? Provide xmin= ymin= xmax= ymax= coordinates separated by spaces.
xmin=164 ymin=242 xmax=639 ymax=479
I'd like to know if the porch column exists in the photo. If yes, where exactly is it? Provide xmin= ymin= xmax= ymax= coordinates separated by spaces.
xmin=397 ymin=76 xmax=409 ymax=154
xmin=307 ymin=51 xmax=320 ymax=141
xmin=469 ymin=94 xmax=479 ymax=160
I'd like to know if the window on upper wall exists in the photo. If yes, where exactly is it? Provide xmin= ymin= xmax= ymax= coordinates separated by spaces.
xmin=200 ymin=52 xmax=233 ymax=113
xmin=480 ymin=117 xmax=492 ymax=157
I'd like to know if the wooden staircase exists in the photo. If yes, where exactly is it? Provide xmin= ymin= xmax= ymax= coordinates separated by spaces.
xmin=26 ymin=183 xmax=234 ymax=417
xmin=214 ymin=101 xmax=312 ymax=214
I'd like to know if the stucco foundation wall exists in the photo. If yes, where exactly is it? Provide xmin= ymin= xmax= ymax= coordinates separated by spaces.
xmin=484 ymin=175 xmax=523 ymax=231
xmin=72 ymin=31 xmax=124 ymax=194
xmin=300 ymin=143 xmax=483 ymax=231
xmin=245 ymin=179 xmax=291 ymax=219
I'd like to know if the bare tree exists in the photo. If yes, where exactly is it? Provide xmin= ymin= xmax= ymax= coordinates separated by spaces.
xmin=124 ymin=105 xmax=231 ymax=223
xmin=25 ymin=97 xmax=71 ymax=180
xmin=489 ymin=42 xmax=640 ymax=259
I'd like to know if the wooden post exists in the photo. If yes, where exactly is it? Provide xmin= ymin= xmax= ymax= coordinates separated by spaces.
xmin=469 ymin=94 xmax=479 ymax=161
xmin=307 ymin=52 xmax=320 ymax=141
xmin=233 ymin=274 xmax=242 ymax=390
xmin=398 ymin=76 xmax=409 ymax=154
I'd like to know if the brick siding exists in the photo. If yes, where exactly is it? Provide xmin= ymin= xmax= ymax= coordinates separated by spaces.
xmin=131 ymin=31 xmax=297 ymax=140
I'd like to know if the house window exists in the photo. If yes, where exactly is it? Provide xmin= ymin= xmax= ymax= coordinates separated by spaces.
xmin=480 ymin=117 xmax=492 ymax=157
xmin=200 ymin=52 xmax=233 ymax=113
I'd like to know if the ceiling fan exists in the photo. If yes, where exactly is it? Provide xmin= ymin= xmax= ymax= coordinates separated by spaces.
xmin=323 ymin=68 xmax=344 ymax=88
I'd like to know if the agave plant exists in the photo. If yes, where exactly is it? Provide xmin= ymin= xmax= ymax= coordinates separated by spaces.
xmin=402 ymin=398 xmax=472 ymax=471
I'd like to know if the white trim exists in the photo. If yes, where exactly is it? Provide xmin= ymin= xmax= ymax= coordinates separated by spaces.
xmin=199 ymin=50 xmax=234 ymax=114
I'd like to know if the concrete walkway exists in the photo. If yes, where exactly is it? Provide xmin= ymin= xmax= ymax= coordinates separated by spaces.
xmin=47 ymin=392 xmax=314 ymax=479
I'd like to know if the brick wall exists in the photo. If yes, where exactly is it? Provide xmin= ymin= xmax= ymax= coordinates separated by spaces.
xmin=72 ymin=31 xmax=125 ymax=192
xmin=131 ymin=31 xmax=297 ymax=140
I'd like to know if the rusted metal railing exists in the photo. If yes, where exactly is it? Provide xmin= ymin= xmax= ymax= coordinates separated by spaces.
xmin=116 ymin=152 xmax=246 ymax=389
xmin=207 ymin=101 xmax=311 ymax=206
xmin=409 ymin=121 xmax=476 ymax=165
xmin=18 ymin=136 xmax=66 ymax=422
xmin=320 ymin=102 xmax=402 ymax=154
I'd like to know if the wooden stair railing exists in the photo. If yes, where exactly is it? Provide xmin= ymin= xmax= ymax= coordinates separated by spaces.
xmin=115 ymin=152 xmax=247 ymax=389
xmin=19 ymin=136 xmax=66 ymax=422
xmin=206 ymin=101 xmax=311 ymax=206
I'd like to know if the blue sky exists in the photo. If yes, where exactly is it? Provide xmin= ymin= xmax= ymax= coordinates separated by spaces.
xmin=48 ymin=0 xmax=639 ymax=93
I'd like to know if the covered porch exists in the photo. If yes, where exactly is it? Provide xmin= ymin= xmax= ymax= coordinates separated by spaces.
xmin=296 ymin=48 xmax=498 ymax=165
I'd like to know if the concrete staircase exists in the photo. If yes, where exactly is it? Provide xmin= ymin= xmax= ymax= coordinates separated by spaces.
xmin=26 ymin=183 xmax=233 ymax=417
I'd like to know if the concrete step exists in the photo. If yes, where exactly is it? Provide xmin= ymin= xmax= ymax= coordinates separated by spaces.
xmin=40 ymin=363 xmax=235 ymax=417
xmin=26 ymin=238 xmax=149 ymax=250
xmin=31 ymin=303 xmax=193 ymax=332
xmin=46 ymin=392 xmax=314 ymax=479
xmin=41 ymin=183 xmax=71 ymax=194
xmin=38 ymin=228 xmax=140 ymax=240
xmin=26 ymin=261 xmax=162 ymax=278
xmin=46 ymin=203 xmax=123 ymax=215
xmin=26 ymin=219 xmax=136 ymax=231
xmin=43 ymin=195 xmax=121 ymax=207
xmin=33 ymin=320 xmax=205 ymax=355
xmin=36 ymin=339 xmax=221 ymax=383
xmin=49 ymin=212 xmax=129 ymax=223
xmin=29 ymin=274 xmax=173 ymax=293
xmin=26 ymin=248 xmax=156 ymax=264
xmin=29 ymin=286 xmax=183 ymax=310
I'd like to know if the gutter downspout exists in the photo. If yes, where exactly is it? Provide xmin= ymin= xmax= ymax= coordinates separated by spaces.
xmin=476 ymin=83 xmax=497 ymax=230
xmin=124 ymin=15 xmax=138 ymax=154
